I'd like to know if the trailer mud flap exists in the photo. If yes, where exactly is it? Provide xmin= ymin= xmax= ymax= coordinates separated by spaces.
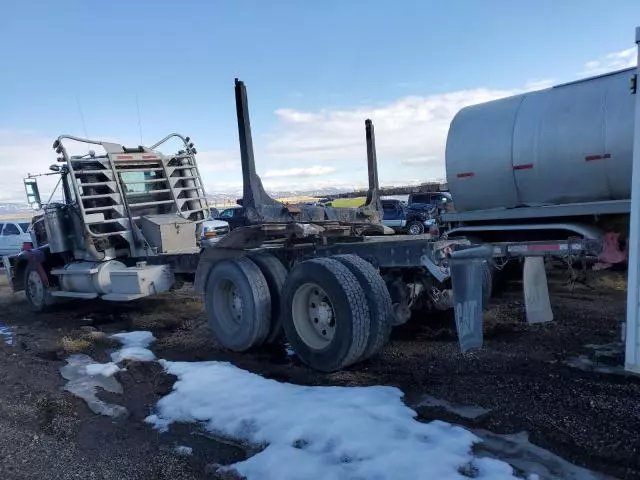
xmin=449 ymin=258 xmax=486 ymax=353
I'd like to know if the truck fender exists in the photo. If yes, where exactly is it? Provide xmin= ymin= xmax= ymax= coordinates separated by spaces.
xmin=24 ymin=249 xmax=51 ymax=286
xmin=6 ymin=248 xmax=50 ymax=293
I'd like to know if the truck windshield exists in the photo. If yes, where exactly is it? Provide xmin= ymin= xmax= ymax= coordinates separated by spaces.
xmin=120 ymin=171 xmax=166 ymax=194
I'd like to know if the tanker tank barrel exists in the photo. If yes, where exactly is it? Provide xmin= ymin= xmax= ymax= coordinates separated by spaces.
xmin=445 ymin=67 xmax=637 ymax=214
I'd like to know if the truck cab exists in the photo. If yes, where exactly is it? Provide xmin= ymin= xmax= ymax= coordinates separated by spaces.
xmin=4 ymin=133 xmax=211 ymax=310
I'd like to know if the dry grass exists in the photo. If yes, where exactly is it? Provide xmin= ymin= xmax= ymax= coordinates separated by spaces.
xmin=60 ymin=336 xmax=91 ymax=353
xmin=130 ymin=311 xmax=186 ymax=331
xmin=80 ymin=329 xmax=120 ymax=348
xmin=155 ymin=316 xmax=213 ymax=353
xmin=590 ymin=271 xmax=627 ymax=292
xmin=60 ymin=328 xmax=120 ymax=354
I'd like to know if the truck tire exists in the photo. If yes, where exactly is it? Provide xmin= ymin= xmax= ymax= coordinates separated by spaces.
xmin=204 ymin=257 xmax=271 ymax=351
xmin=281 ymin=257 xmax=370 ymax=372
xmin=332 ymin=254 xmax=393 ymax=360
xmin=24 ymin=262 xmax=54 ymax=313
xmin=248 ymin=253 xmax=288 ymax=345
xmin=407 ymin=221 xmax=425 ymax=235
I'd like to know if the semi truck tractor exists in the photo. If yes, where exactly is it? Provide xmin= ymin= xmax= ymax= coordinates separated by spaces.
xmin=441 ymin=65 xmax=638 ymax=269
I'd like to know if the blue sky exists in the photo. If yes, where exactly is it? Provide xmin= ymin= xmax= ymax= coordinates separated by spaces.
xmin=1 ymin=1 xmax=639 ymax=201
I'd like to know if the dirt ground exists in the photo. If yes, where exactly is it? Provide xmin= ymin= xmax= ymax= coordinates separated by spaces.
xmin=0 ymin=265 xmax=638 ymax=479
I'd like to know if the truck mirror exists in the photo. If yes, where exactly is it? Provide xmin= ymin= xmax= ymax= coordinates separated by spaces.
xmin=24 ymin=178 xmax=42 ymax=210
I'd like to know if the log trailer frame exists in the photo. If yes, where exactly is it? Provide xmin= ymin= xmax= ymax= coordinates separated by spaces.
xmin=3 ymin=78 xmax=601 ymax=372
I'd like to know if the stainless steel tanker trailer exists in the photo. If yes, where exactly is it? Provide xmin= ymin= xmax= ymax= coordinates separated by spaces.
xmin=441 ymin=64 xmax=638 ymax=269
xmin=3 ymin=79 xmax=597 ymax=372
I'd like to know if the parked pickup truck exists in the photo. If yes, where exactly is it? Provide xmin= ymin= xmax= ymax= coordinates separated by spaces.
xmin=0 ymin=220 xmax=32 ymax=257
xmin=407 ymin=191 xmax=453 ymax=214
xmin=381 ymin=199 xmax=436 ymax=235
xmin=200 ymin=212 xmax=230 ymax=247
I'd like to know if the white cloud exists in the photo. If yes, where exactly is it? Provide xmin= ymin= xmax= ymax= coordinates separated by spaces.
xmin=0 ymin=130 xmax=60 ymax=203
xmin=195 ymin=150 xmax=239 ymax=175
xmin=261 ymin=87 xmax=519 ymax=188
xmin=400 ymin=157 xmax=438 ymax=166
xmin=581 ymin=47 xmax=636 ymax=76
xmin=524 ymin=78 xmax=556 ymax=90
xmin=264 ymin=165 xmax=336 ymax=178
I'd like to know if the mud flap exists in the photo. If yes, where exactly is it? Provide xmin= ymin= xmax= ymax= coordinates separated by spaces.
xmin=522 ymin=256 xmax=553 ymax=324
xmin=449 ymin=258 xmax=486 ymax=353
xmin=2 ymin=256 xmax=15 ymax=293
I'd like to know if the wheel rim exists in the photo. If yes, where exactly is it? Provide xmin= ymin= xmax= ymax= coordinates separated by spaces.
xmin=215 ymin=279 xmax=243 ymax=333
xmin=27 ymin=270 xmax=44 ymax=307
xmin=291 ymin=283 xmax=336 ymax=350
xmin=409 ymin=223 xmax=422 ymax=235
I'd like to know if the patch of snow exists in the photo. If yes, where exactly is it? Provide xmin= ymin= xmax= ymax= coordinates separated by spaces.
xmin=110 ymin=330 xmax=156 ymax=363
xmin=473 ymin=430 xmax=616 ymax=480
xmin=110 ymin=331 xmax=155 ymax=348
xmin=60 ymin=354 xmax=128 ymax=418
xmin=174 ymin=445 xmax=193 ymax=456
xmin=60 ymin=330 xmax=157 ymax=417
xmin=416 ymin=395 xmax=490 ymax=419
xmin=84 ymin=362 xmax=121 ymax=377
xmin=0 ymin=324 xmax=14 ymax=346
xmin=145 ymin=360 xmax=520 ymax=480
xmin=111 ymin=346 xmax=156 ymax=363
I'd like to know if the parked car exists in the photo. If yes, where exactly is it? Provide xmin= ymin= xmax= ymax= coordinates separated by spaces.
xmin=200 ymin=214 xmax=230 ymax=247
xmin=0 ymin=220 xmax=32 ymax=257
xmin=381 ymin=199 xmax=436 ymax=235
xmin=407 ymin=191 xmax=453 ymax=214
xmin=217 ymin=206 xmax=249 ymax=231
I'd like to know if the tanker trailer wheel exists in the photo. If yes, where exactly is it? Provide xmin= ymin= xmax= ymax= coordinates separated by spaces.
xmin=248 ymin=253 xmax=288 ymax=345
xmin=281 ymin=257 xmax=370 ymax=372
xmin=204 ymin=257 xmax=271 ymax=351
xmin=331 ymin=254 xmax=393 ymax=360
xmin=24 ymin=263 xmax=54 ymax=313
xmin=407 ymin=221 xmax=425 ymax=235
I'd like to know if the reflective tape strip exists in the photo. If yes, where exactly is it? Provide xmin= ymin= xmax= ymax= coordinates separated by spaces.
xmin=513 ymin=163 xmax=534 ymax=170
xmin=115 ymin=154 xmax=158 ymax=161
xmin=585 ymin=153 xmax=611 ymax=161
